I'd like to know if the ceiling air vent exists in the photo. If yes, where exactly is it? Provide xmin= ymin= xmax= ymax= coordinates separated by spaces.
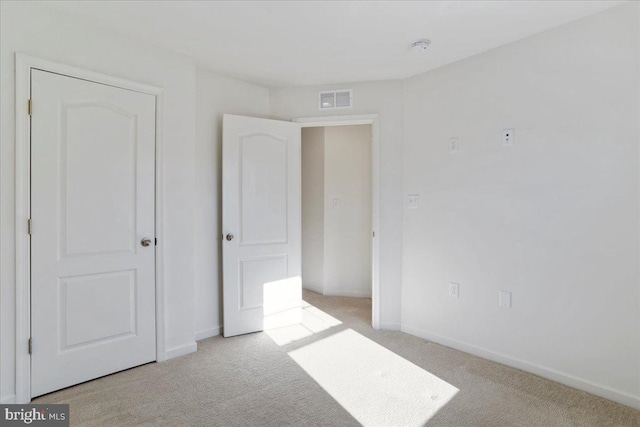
xmin=318 ymin=89 xmax=352 ymax=110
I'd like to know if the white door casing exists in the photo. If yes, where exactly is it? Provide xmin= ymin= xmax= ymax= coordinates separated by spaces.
xmin=222 ymin=114 xmax=302 ymax=337
xmin=30 ymin=69 xmax=157 ymax=397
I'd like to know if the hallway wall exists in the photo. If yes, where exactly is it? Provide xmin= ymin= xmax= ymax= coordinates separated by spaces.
xmin=323 ymin=125 xmax=372 ymax=298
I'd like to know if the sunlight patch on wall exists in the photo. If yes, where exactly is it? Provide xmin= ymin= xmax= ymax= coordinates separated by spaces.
xmin=288 ymin=329 xmax=458 ymax=426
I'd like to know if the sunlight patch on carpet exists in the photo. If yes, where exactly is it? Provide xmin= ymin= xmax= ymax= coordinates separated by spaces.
xmin=288 ymin=329 xmax=458 ymax=426
xmin=265 ymin=300 xmax=342 ymax=346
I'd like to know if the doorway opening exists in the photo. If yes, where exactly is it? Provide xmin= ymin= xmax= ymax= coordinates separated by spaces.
xmin=298 ymin=116 xmax=379 ymax=328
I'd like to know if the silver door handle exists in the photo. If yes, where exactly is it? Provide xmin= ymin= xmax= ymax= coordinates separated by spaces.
xmin=141 ymin=238 xmax=152 ymax=247
xmin=226 ymin=233 xmax=234 ymax=241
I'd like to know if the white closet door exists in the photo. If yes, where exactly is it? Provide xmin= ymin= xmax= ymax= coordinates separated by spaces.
xmin=30 ymin=69 xmax=157 ymax=397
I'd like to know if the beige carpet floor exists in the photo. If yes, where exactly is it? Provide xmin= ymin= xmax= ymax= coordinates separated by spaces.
xmin=35 ymin=290 xmax=639 ymax=426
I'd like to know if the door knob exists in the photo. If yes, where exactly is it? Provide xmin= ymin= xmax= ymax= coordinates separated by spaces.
xmin=226 ymin=233 xmax=234 ymax=241
xmin=141 ymin=238 xmax=152 ymax=247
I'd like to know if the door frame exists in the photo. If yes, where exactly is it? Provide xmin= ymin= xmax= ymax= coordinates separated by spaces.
xmin=293 ymin=114 xmax=381 ymax=329
xmin=14 ymin=53 xmax=166 ymax=403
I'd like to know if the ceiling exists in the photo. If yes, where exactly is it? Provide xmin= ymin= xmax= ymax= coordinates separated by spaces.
xmin=44 ymin=1 xmax=624 ymax=87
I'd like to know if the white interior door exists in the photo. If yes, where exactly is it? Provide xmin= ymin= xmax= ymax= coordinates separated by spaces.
xmin=30 ymin=69 xmax=157 ymax=397
xmin=222 ymin=114 xmax=301 ymax=337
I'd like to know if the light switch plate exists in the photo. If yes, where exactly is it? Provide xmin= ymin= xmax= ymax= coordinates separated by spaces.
xmin=407 ymin=194 xmax=420 ymax=209
xmin=332 ymin=198 xmax=340 ymax=208
xmin=449 ymin=137 xmax=459 ymax=153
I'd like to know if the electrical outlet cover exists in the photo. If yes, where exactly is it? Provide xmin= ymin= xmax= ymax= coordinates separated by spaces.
xmin=499 ymin=290 xmax=512 ymax=308
xmin=449 ymin=283 xmax=459 ymax=298
xmin=407 ymin=194 xmax=420 ymax=209
xmin=502 ymin=128 xmax=514 ymax=146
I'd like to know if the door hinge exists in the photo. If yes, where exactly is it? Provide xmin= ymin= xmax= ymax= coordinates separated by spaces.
xmin=372 ymin=231 xmax=375 ymax=238
xmin=27 ymin=218 xmax=32 ymax=235
xmin=28 ymin=338 xmax=32 ymax=355
xmin=155 ymin=238 xmax=158 ymax=246
xmin=27 ymin=99 xmax=32 ymax=116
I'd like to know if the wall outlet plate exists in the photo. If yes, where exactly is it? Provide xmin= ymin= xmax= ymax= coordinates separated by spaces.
xmin=502 ymin=128 xmax=514 ymax=146
xmin=499 ymin=290 xmax=512 ymax=308
xmin=407 ymin=194 xmax=420 ymax=209
xmin=449 ymin=282 xmax=459 ymax=298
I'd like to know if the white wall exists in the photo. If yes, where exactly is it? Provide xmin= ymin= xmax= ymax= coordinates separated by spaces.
xmin=271 ymin=81 xmax=404 ymax=329
xmin=301 ymin=125 xmax=373 ymax=298
xmin=401 ymin=2 xmax=640 ymax=408
xmin=301 ymin=127 xmax=326 ymax=294
xmin=323 ymin=125 xmax=372 ymax=298
xmin=194 ymin=68 xmax=270 ymax=340
xmin=3 ymin=0 xmax=637 ymax=411
xmin=0 ymin=2 xmax=200 ymax=403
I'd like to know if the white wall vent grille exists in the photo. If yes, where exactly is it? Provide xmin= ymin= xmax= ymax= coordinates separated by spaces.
xmin=318 ymin=89 xmax=353 ymax=110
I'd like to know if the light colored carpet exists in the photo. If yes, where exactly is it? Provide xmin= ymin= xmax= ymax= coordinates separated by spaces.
xmin=35 ymin=290 xmax=640 ymax=426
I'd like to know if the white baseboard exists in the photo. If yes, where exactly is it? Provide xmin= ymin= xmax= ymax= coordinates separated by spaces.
xmin=195 ymin=326 xmax=221 ymax=341
xmin=165 ymin=341 xmax=197 ymax=360
xmin=378 ymin=322 xmax=401 ymax=331
xmin=323 ymin=290 xmax=372 ymax=298
xmin=302 ymin=284 xmax=324 ymax=294
xmin=401 ymin=323 xmax=640 ymax=410
xmin=1 ymin=394 xmax=16 ymax=404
